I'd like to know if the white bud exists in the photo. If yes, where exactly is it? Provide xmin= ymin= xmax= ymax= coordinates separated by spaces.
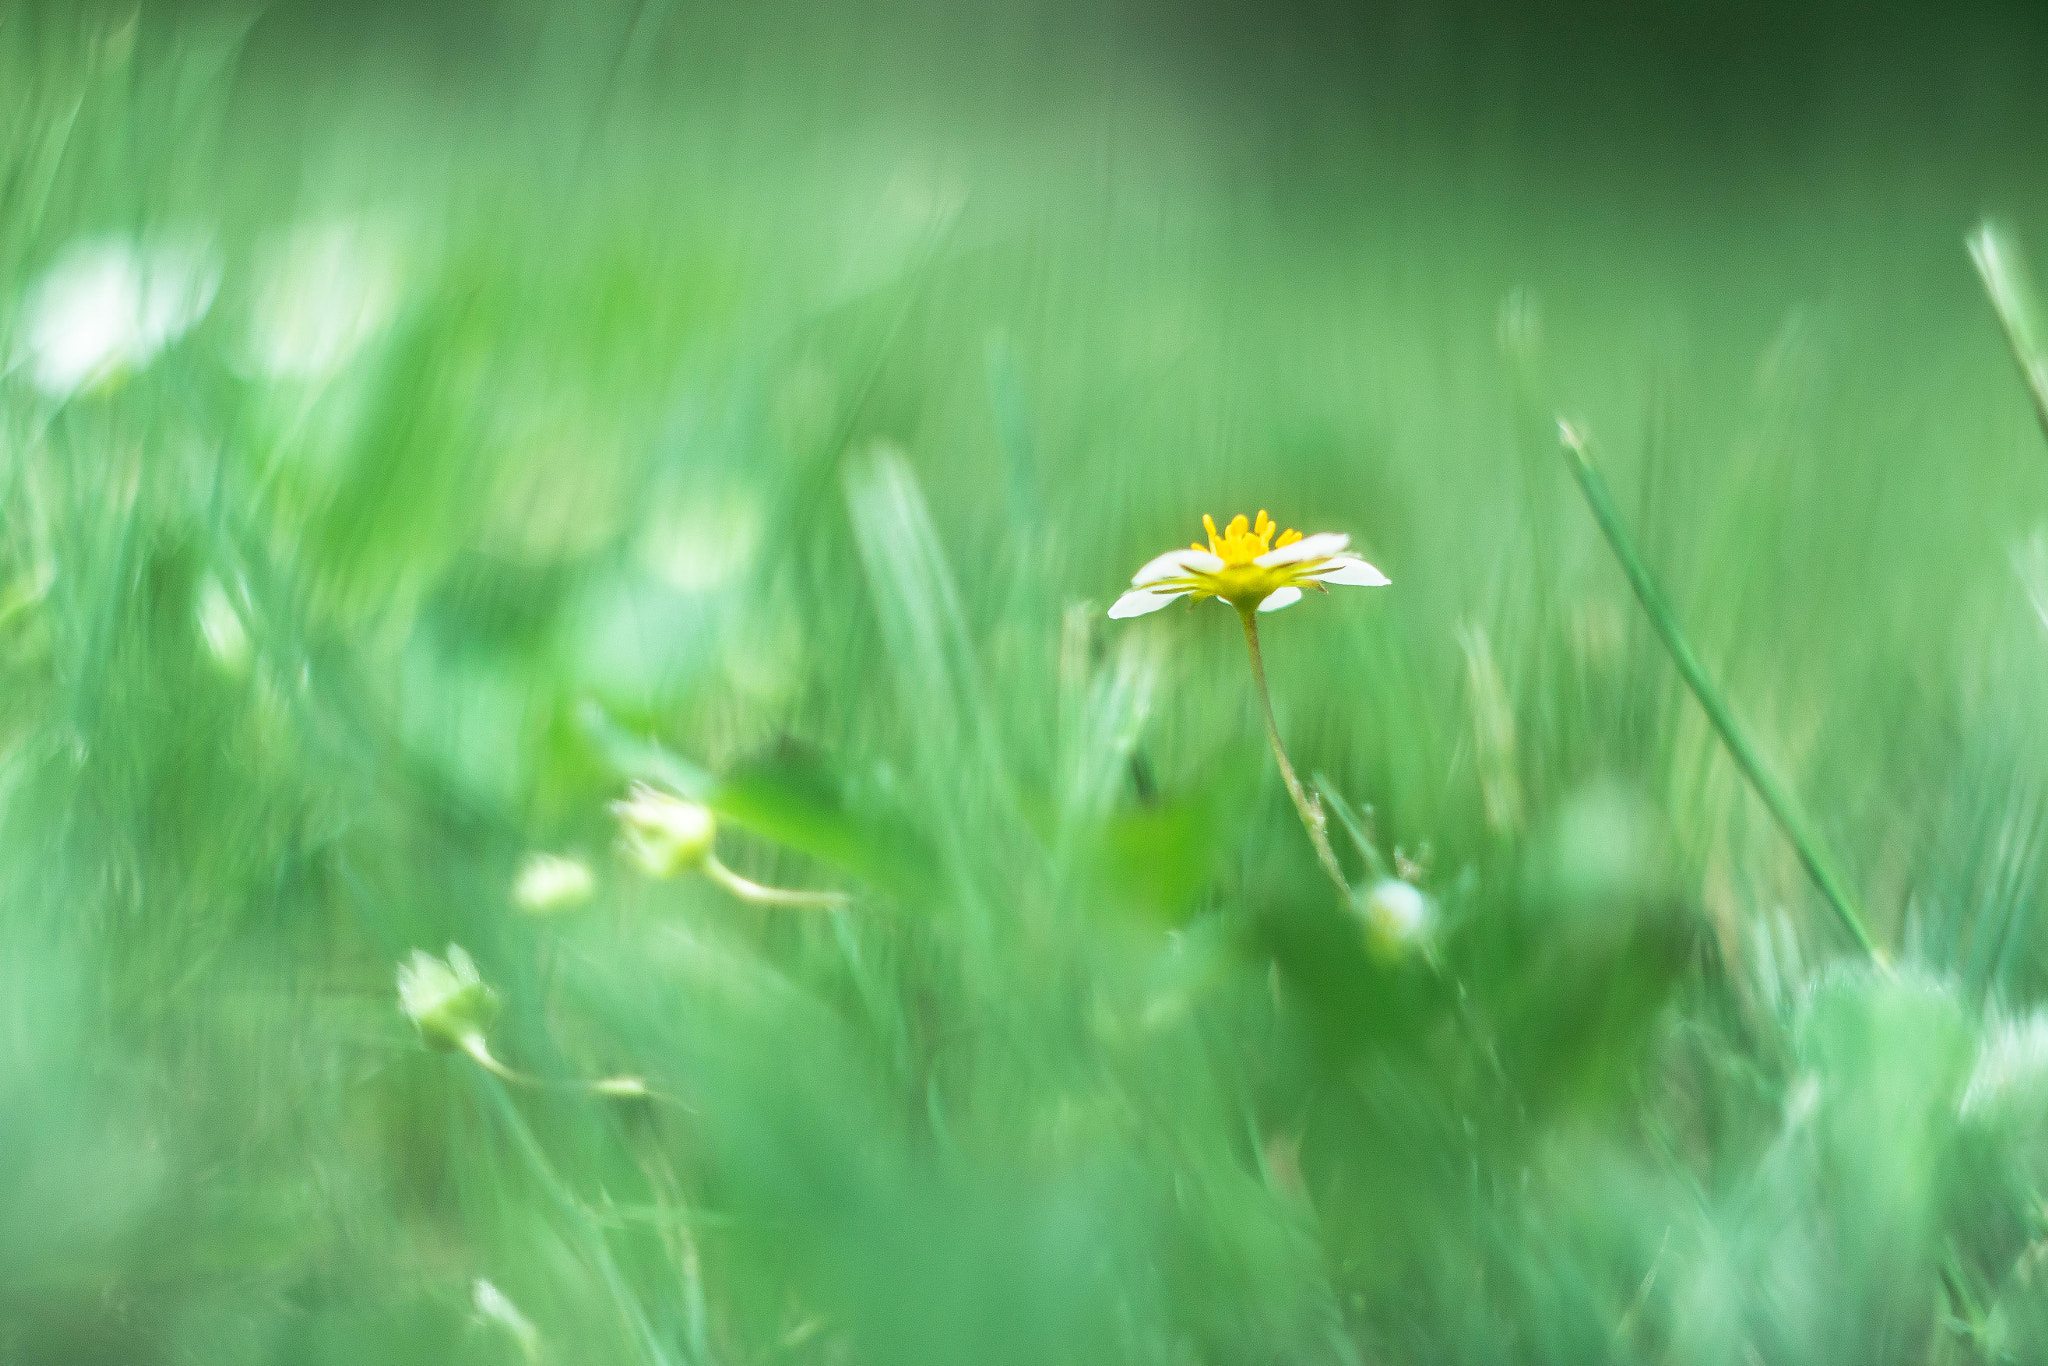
xmin=511 ymin=852 xmax=595 ymax=915
xmin=611 ymin=783 xmax=717 ymax=878
xmin=195 ymin=575 xmax=250 ymax=673
xmin=1359 ymin=878 xmax=1432 ymax=957
xmin=396 ymin=945 xmax=500 ymax=1050
xmin=472 ymin=1278 xmax=540 ymax=1360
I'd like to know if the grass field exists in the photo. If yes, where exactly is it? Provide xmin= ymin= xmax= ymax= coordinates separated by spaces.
xmin=9 ymin=3 xmax=2048 ymax=1362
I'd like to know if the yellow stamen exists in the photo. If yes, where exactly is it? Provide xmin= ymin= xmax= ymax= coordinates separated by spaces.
xmin=1160 ymin=513 xmax=1330 ymax=612
xmin=1196 ymin=510 xmax=1299 ymax=568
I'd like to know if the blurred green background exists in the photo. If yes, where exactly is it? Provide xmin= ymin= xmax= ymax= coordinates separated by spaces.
xmin=7 ymin=1 xmax=2048 ymax=1362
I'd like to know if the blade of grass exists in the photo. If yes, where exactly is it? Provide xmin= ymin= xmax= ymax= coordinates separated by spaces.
xmin=474 ymin=1076 xmax=678 ymax=1366
xmin=1557 ymin=419 xmax=1879 ymax=961
xmin=1968 ymin=221 xmax=2048 ymax=445
xmin=1313 ymin=777 xmax=1390 ymax=882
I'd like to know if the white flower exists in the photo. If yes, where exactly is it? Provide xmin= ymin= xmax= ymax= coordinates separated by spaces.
xmin=511 ymin=852 xmax=595 ymax=914
xmin=17 ymin=238 xmax=218 ymax=395
xmin=638 ymin=496 xmax=762 ymax=592
xmin=1108 ymin=511 xmax=1389 ymax=619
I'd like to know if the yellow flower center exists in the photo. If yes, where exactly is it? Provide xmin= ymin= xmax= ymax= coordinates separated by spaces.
xmin=1196 ymin=510 xmax=1301 ymax=566
xmin=1172 ymin=510 xmax=1310 ymax=610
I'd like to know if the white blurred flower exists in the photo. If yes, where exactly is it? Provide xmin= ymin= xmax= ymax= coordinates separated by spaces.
xmin=17 ymin=238 xmax=218 ymax=395
xmin=246 ymin=219 xmax=402 ymax=378
xmin=638 ymin=497 xmax=762 ymax=592
xmin=511 ymin=852 xmax=595 ymax=915
xmin=1783 ymin=1072 xmax=1822 ymax=1127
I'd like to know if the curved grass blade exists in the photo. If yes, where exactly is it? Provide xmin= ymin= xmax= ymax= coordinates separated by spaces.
xmin=1969 ymin=221 xmax=2048 ymax=446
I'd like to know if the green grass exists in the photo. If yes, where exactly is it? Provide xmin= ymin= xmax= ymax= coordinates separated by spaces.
xmin=8 ymin=4 xmax=2048 ymax=1363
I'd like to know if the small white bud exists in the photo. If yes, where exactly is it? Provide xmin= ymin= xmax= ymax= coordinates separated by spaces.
xmin=397 ymin=945 xmax=500 ymax=1051
xmin=511 ymin=853 xmax=595 ymax=915
xmin=472 ymin=1278 xmax=540 ymax=1360
xmin=1358 ymin=878 xmax=1432 ymax=958
xmin=195 ymin=575 xmax=250 ymax=673
xmin=611 ymin=783 xmax=716 ymax=878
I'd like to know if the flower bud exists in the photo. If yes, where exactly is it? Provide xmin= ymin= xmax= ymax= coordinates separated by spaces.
xmin=396 ymin=945 xmax=500 ymax=1051
xmin=612 ymin=782 xmax=717 ymax=878
xmin=194 ymin=574 xmax=250 ymax=674
xmin=511 ymin=852 xmax=595 ymax=915
xmin=1358 ymin=878 xmax=1432 ymax=958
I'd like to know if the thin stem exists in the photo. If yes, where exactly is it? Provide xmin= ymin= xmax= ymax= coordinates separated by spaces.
xmin=471 ymin=1077 xmax=675 ymax=1366
xmin=1558 ymin=421 xmax=1879 ymax=961
xmin=462 ymin=1033 xmax=665 ymax=1103
xmin=462 ymin=1032 xmax=539 ymax=1085
xmin=1314 ymin=777 xmax=1391 ymax=882
xmin=1238 ymin=607 xmax=1351 ymax=897
xmin=704 ymin=853 xmax=851 ymax=910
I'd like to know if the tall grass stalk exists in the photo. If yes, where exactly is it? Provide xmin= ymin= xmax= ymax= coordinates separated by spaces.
xmin=1558 ymin=420 xmax=1879 ymax=960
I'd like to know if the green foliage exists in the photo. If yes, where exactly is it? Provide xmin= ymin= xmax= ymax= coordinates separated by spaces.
xmin=6 ymin=4 xmax=2048 ymax=1363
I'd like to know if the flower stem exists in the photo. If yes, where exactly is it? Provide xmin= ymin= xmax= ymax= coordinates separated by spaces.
xmin=462 ymin=1033 xmax=540 ymax=1086
xmin=1557 ymin=420 xmax=1880 ymax=961
xmin=704 ymin=853 xmax=851 ymax=910
xmin=1238 ymin=607 xmax=1351 ymax=897
xmin=462 ymin=1033 xmax=664 ymax=1102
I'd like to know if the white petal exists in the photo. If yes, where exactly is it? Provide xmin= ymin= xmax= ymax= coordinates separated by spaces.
xmin=1312 ymin=555 xmax=1390 ymax=587
xmin=1108 ymin=586 xmax=1190 ymax=619
xmin=1130 ymin=546 xmax=1224 ymax=586
xmin=20 ymin=244 xmax=145 ymax=394
xmin=1255 ymin=532 xmax=1350 ymax=567
xmin=1257 ymin=586 xmax=1303 ymax=613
